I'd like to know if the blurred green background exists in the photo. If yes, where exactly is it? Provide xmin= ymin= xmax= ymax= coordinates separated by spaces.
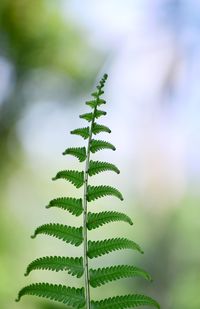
xmin=0 ymin=1 xmax=200 ymax=308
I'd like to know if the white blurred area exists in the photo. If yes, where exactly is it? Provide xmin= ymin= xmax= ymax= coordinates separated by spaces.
xmin=64 ymin=0 xmax=200 ymax=206
xmin=12 ymin=0 xmax=200 ymax=208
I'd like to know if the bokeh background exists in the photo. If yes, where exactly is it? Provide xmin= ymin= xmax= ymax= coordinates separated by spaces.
xmin=1 ymin=1 xmax=200 ymax=308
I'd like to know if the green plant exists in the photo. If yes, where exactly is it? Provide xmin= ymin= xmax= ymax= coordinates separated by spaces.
xmin=16 ymin=74 xmax=160 ymax=308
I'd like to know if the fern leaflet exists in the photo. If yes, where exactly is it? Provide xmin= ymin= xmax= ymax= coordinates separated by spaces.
xmin=88 ymin=238 xmax=143 ymax=259
xmin=52 ymin=170 xmax=84 ymax=188
xmin=87 ymin=185 xmax=123 ymax=201
xmin=91 ymin=294 xmax=160 ymax=309
xmin=90 ymin=139 xmax=116 ymax=153
xmin=31 ymin=224 xmax=83 ymax=246
xmin=71 ymin=127 xmax=90 ymax=140
xmin=94 ymin=109 xmax=107 ymax=118
xmin=86 ymin=99 xmax=106 ymax=108
xmin=46 ymin=197 xmax=83 ymax=216
xmin=87 ymin=211 xmax=133 ymax=230
xmin=25 ymin=256 xmax=84 ymax=278
xmin=89 ymin=265 xmax=152 ymax=287
xmin=88 ymin=160 xmax=120 ymax=176
xmin=16 ymin=284 xmax=85 ymax=308
xmin=62 ymin=147 xmax=86 ymax=162
xmin=92 ymin=122 xmax=111 ymax=135
xmin=91 ymin=90 xmax=104 ymax=98
xmin=79 ymin=112 xmax=93 ymax=122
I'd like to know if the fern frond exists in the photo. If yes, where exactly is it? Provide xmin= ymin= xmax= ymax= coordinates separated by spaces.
xmin=88 ymin=238 xmax=143 ymax=259
xmin=31 ymin=224 xmax=83 ymax=246
xmin=87 ymin=211 xmax=133 ymax=230
xmin=25 ymin=256 xmax=84 ymax=278
xmin=87 ymin=185 xmax=123 ymax=202
xmin=91 ymin=294 xmax=160 ymax=309
xmin=89 ymin=265 xmax=152 ymax=287
xmin=88 ymin=160 xmax=120 ymax=176
xmin=86 ymin=99 xmax=106 ymax=108
xmin=16 ymin=283 xmax=85 ymax=308
xmin=70 ymin=127 xmax=90 ymax=140
xmin=62 ymin=147 xmax=86 ymax=162
xmin=92 ymin=123 xmax=111 ymax=135
xmin=52 ymin=170 xmax=84 ymax=188
xmin=46 ymin=197 xmax=83 ymax=216
xmin=90 ymin=139 xmax=116 ymax=153
xmin=79 ymin=112 xmax=93 ymax=122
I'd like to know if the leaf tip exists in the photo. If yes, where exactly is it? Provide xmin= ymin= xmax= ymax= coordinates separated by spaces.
xmin=52 ymin=176 xmax=57 ymax=181
xmin=31 ymin=233 xmax=36 ymax=239
xmin=103 ymin=73 xmax=108 ymax=79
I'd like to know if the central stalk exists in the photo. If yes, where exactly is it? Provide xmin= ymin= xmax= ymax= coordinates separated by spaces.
xmin=83 ymin=105 xmax=97 ymax=309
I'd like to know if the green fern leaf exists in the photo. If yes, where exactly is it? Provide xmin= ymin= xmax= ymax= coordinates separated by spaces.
xmin=86 ymin=99 xmax=106 ymax=108
xmin=62 ymin=147 xmax=86 ymax=162
xmin=86 ymin=100 xmax=97 ymax=108
xmin=87 ymin=211 xmax=133 ymax=230
xmin=89 ymin=265 xmax=152 ymax=287
xmin=95 ymin=109 xmax=107 ymax=118
xmin=52 ymin=170 xmax=84 ymax=188
xmin=87 ymin=185 xmax=123 ymax=202
xmin=70 ymin=127 xmax=90 ymax=139
xmin=79 ymin=112 xmax=93 ymax=122
xmin=88 ymin=238 xmax=143 ymax=259
xmin=25 ymin=256 xmax=84 ymax=278
xmin=46 ymin=197 xmax=83 ymax=216
xmin=91 ymin=294 xmax=160 ymax=309
xmin=97 ymin=98 xmax=106 ymax=106
xmin=88 ymin=160 xmax=120 ymax=176
xmin=79 ymin=110 xmax=106 ymax=123
xmin=90 ymin=139 xmax=116 ymax=153
xmin=31 ymin=224 xmax=83 ymax=246
xmin=16 ymin=283 xmax=85 ymax=308
xmin=91 ymin=90 xmax=104 ymax=98
xmin=92 ymin=123 xmax=111 ymax=135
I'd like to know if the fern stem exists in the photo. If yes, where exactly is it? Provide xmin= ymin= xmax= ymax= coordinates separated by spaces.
xmin=83 ymin=102 xmax=96 ymax=309
xmin=83 ymin=75 xmax=107 ymax=308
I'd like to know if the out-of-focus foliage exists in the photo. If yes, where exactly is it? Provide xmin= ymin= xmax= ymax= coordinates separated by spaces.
xmin=0 ymin=0 xmax=95 ymax=76
xmin=0 ymin=0 xmax=101 ymax=174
